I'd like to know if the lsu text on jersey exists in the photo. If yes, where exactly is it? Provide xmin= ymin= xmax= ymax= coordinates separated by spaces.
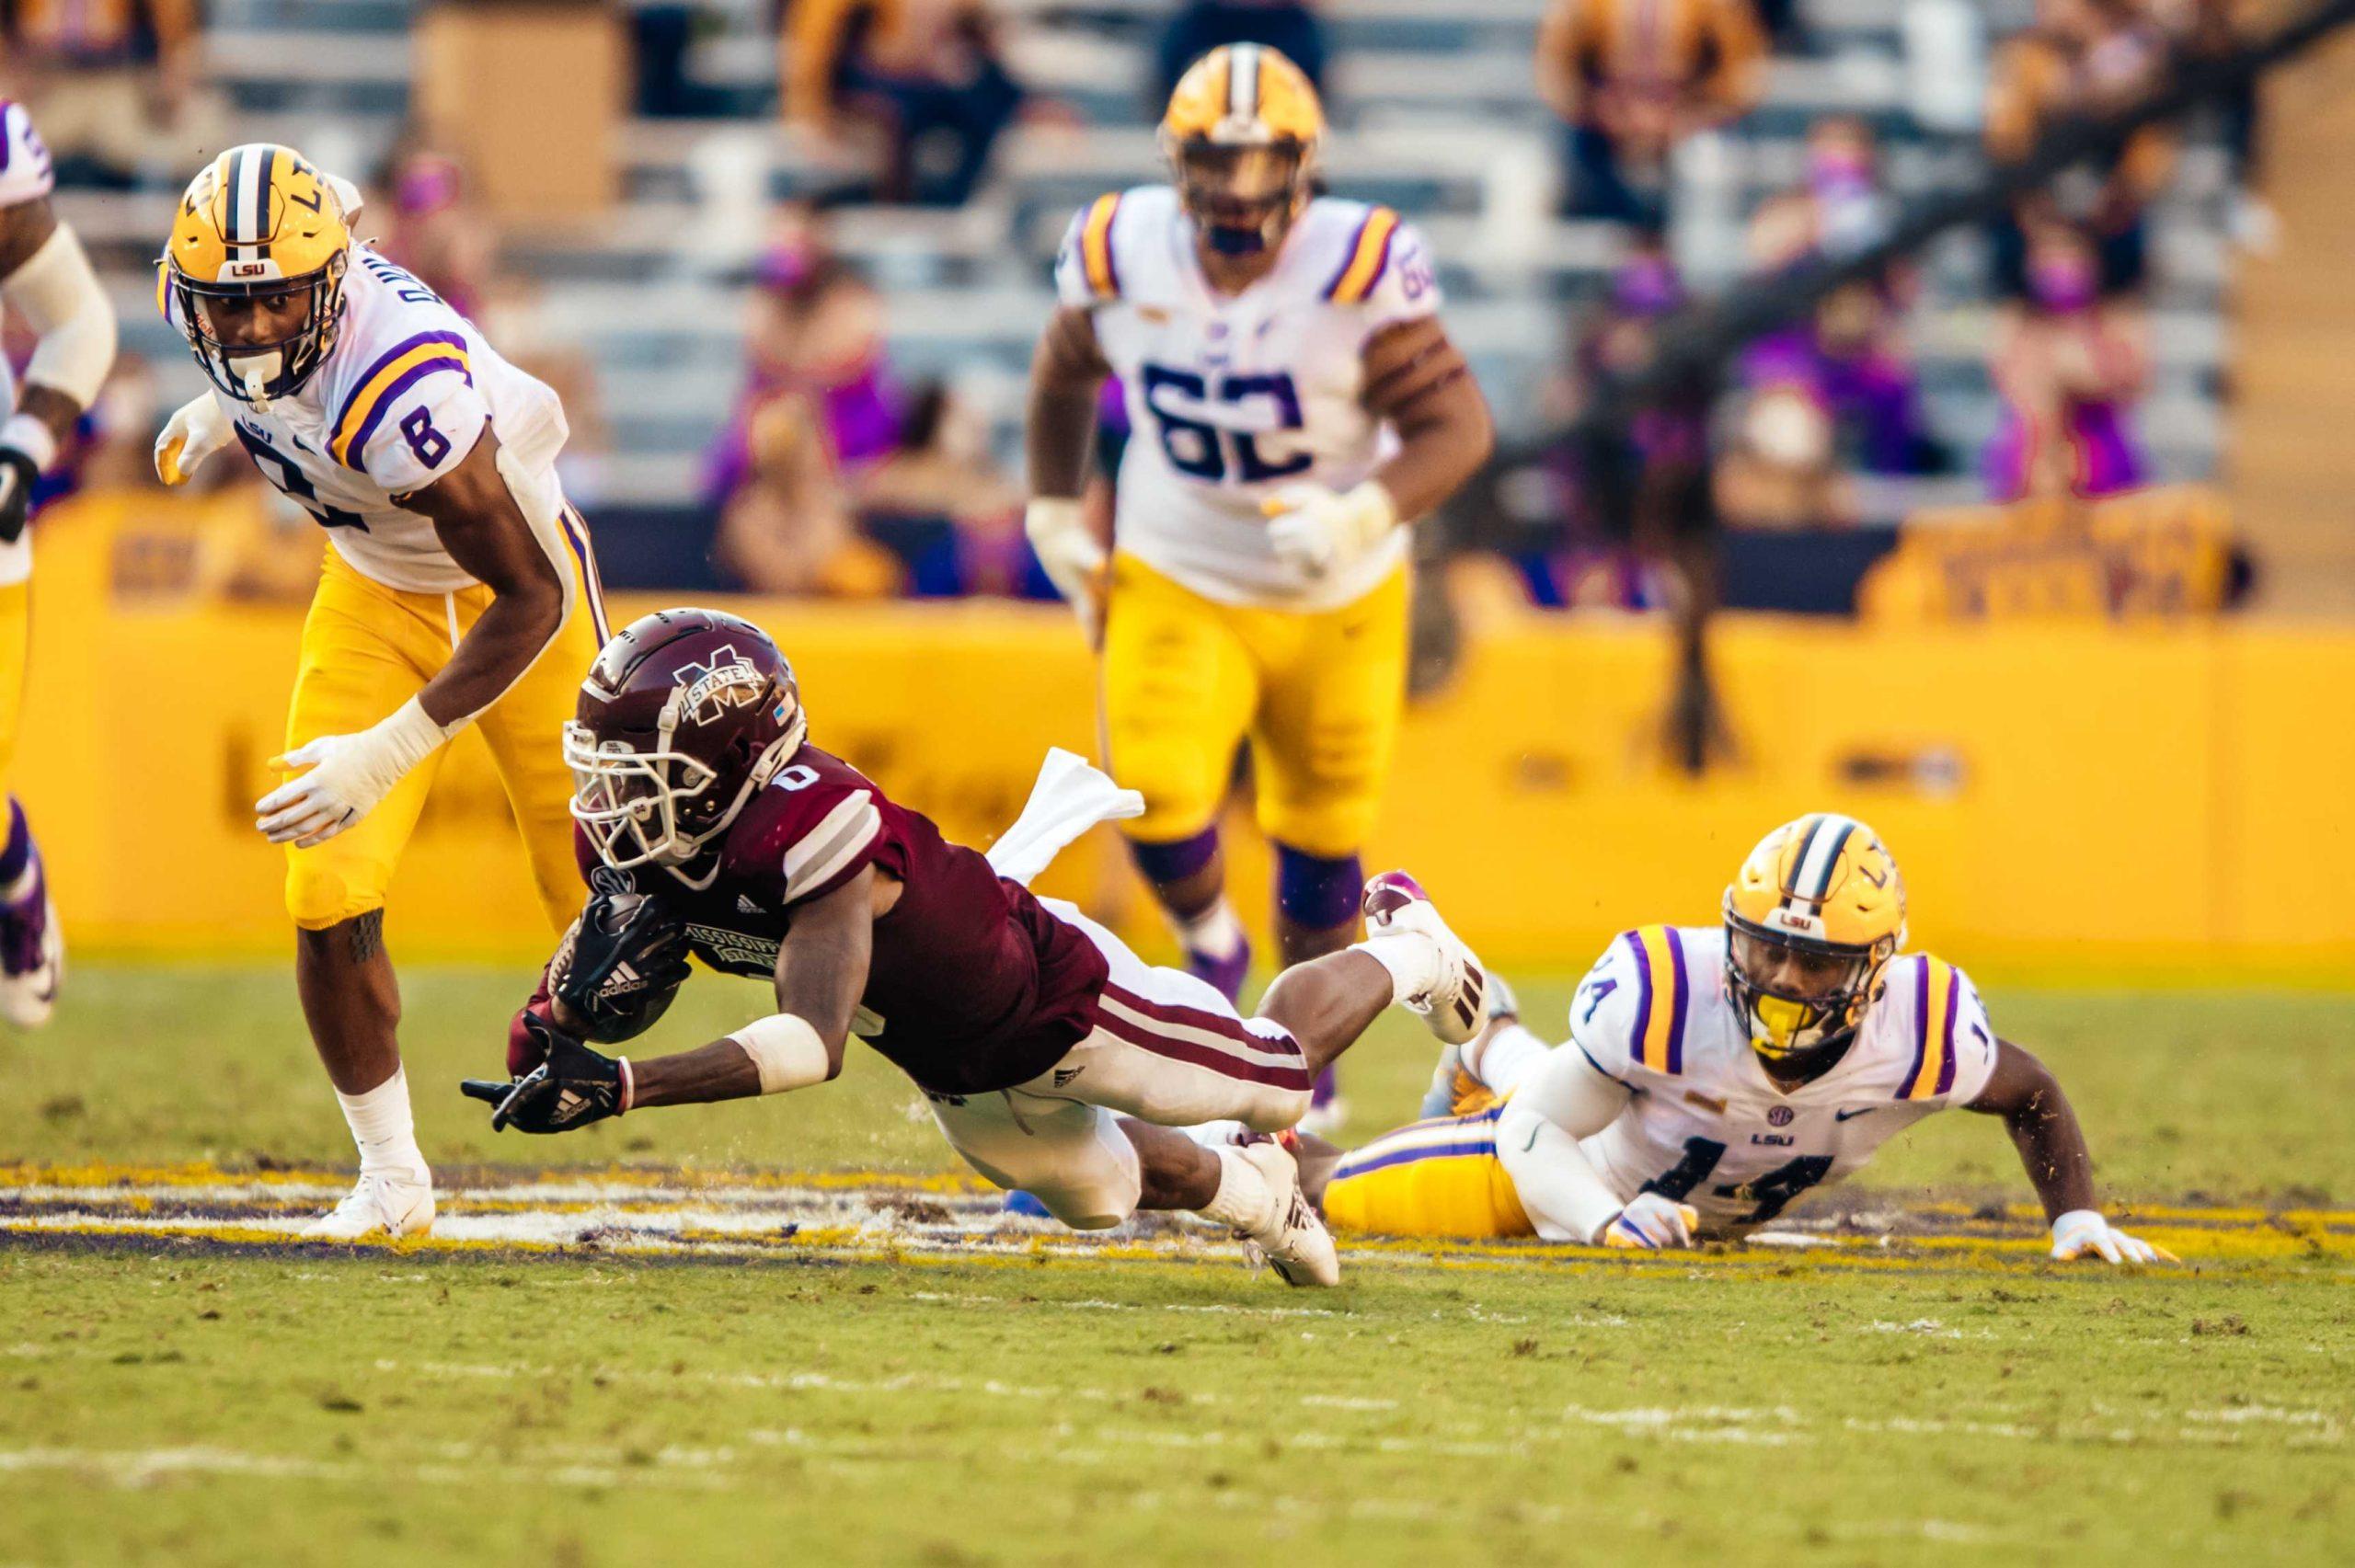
xmin=1059 ymin=183 xmax=1438 ymax=854
xmin=1324 ymin=926 xmax=1999 ymax=1240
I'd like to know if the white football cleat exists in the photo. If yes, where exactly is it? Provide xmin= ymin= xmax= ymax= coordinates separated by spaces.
xmin=300 ymin=1169 xmax=435 ymax=1241
xmin=1232 ymin=1136 xmax=1339 ymax=1288
xmin=1361 ymin=871 xmax=1489 ymax=1046
xmin=0 ymin=890 xmax=62 ymax=1029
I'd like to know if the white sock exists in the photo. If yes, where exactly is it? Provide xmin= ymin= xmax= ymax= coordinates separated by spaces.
xmin=1350 ymin=933 xmax=1439 ymax=1006
xmin=1466 ymin=1023 xmax=1551 ymax=1098
xmin=336 ymin=1066 xmax=428 ymax=1180
xmin=1176 ymin=898 xmax=1246 ymax=961
xmin=1197 ymin=1145 xmax=1274 ymax=1231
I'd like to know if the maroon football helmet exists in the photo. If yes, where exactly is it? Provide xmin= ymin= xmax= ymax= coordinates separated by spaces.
xmin=565 ymin=609 xmax=809 ymax=873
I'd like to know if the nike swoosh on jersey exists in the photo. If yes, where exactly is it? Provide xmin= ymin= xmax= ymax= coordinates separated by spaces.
xmin=1834 ymin=1107 xmax=1877 ymax=1122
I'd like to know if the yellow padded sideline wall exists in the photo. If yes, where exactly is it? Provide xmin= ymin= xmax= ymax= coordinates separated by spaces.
xmin=28 ymin=497 xmax=2355 ymax=982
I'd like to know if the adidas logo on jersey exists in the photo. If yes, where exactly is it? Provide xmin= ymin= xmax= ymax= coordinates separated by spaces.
xmin=738 ymin=895 xmax=764 ymax=916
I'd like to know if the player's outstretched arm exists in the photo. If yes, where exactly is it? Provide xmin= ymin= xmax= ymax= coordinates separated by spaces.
xmin=463 ymin=871 xmax=883 ymax=1133
xmin=636 ymin=864 xmax=879 ymax=1107
xmin=1023 ymin=305 xmax=1114 ymax=637
xmin=1966 ymin=1038 xmax=2177 ymax=1265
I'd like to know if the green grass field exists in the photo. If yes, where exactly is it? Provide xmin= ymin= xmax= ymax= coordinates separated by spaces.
xmin=2 ymin=964 xmax=2349 ymax=1567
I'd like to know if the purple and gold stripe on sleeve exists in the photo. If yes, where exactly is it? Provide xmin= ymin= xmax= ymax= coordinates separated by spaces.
xmin=330 ymin=331 xmax=473 ymax=469
xmin=1324 ymin=207 xmax=1400 ymax=304
xmin=1078 ymin=194 xmax=1122 ymax=299
xmin=1900 ymin=956 xmax=1961 ymax=1100
xmin=1624 ymin=924 xmax=1690 ymax=1076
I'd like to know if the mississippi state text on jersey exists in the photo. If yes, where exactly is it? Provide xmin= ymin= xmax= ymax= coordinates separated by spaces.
xmin=575 ymin=745 xmax=1109 ymax=1096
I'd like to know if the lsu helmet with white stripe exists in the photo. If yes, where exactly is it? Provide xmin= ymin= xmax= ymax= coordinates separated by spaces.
xmin=1722 ymin=813 xmax=1907 ymax=1064
xmin=566 ymin=609 xmax=810 ymax=876
xmin=162 ymin=143 xmax=352 ymax=406
xmin=1160 ymin=43 xmax=1324 ymax=257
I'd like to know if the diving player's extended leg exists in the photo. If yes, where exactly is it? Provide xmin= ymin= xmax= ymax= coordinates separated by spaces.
xmin=1101 ymin=555 xmax=1260 ymax=1002
xmin=954 ymin=876 xmax=1488 ymax=1284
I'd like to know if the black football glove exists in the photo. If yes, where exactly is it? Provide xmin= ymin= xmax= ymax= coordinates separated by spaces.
xmin=552 ymin=888 xmax=690 ymax=1043
xmin=461 ymin=1013 xmax=629 ymax=1134
xmin=0 ymin=447 xmax=40 ymax=545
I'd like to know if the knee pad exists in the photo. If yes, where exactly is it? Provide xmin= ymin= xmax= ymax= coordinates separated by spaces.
xmin=1276 ymin=843 xmax=1362 ymax=933
xmin=1128 ymin=824 xmax=1220 ymax=889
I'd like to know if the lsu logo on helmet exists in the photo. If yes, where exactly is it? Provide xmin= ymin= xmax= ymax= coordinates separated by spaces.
xmin=1721 ymin=813 xmax=1907 ymax=1062
xmin=159 ymin=143 xmax=353 ymax=406
xmin=1159 ymin=44 xmax=1325 ymax=256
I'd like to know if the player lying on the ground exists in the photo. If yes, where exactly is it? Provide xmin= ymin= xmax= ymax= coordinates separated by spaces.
xmin=459 ymin=609 xmax=1490 ymax=1287
xmin=1275 ymin=814 xmax=2173 ymax=1265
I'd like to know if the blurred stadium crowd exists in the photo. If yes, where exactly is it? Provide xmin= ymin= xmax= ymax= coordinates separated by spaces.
xmin=1 ymin=0 xmax=2269 ymax=616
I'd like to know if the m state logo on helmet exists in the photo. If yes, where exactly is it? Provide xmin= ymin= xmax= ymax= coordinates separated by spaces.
xmin=160 ymin=143 xmax=353 ymax=406
xmin=565 ymin=609 xmax=810 ymax=876
xmin=1722 ymin=813 xmax=1908 ymax=1062
xmin=1160 ymin=43 xmax=1325 ymax=257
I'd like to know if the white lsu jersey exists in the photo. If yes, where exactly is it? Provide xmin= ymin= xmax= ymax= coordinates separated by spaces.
xmin=168 ymin=244 xmax=571 ymax=595
xmin=1563 ymin=925 xmax=1999 ymax=1234
xmin=0 ymin=101 xmax=55 ymax=589
xmin=1056 ymin=185 xmax=1442 ymax=611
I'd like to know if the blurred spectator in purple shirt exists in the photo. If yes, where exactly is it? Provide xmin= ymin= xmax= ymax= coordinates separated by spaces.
xmin=1984 ymin=221 xmax=2150 ymax=500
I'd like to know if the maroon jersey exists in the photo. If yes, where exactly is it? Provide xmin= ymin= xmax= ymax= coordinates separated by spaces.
xmin=573 ymin=745 xmax=1108 ymax=1094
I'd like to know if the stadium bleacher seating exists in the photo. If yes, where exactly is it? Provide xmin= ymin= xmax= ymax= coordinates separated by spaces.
xmin=83 ymin=0 xmax=2235 ymax=521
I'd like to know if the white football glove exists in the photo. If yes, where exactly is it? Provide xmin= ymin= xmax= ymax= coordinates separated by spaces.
xmin=155 ymin=393 xmax=232 ymax=486
xmin=1024 ymin=497 xmax=1107 ymax=636
xmin=2050 ymin=1208 xmax=2177 ymax=1265
xmin=1599 ymin=1193 xmax=1700 ymax=1250
xmin=1259 ymin=479 xmax=1397 ymax=579
xmin=256 ymin=698 xmax=458 ymax=849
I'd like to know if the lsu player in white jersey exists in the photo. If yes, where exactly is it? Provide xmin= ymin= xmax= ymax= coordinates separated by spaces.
xmin=1295 ymin=814 xmax=2174 ymax=1265
xmin=0 ymin=101 xmax=119 ymax=1027
xmin=1024 ymin=46 xmax=1494 ymax=1122
xmin=154 ymin=144 xmax=607 ymax=1239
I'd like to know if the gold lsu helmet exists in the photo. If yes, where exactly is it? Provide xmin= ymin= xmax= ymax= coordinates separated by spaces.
xmin=1160 ymin=43 xmax=1325 ymax=257
xmin=1722 ymin=812 xmax=1908 ymax=1062
xmin=161 ymin=143 xmax=353 ymax=406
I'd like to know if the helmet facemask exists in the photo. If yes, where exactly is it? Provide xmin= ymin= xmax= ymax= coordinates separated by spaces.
xmin=565 ymin=680 xmax=807 ymax=876
xmin=1722 ymin=911 xmax=1891 ymax=1066
xmin=1167 ymin=137 xmax=1310 ymax=257
xmin=172 ymin=253 xmax=348 ymax=408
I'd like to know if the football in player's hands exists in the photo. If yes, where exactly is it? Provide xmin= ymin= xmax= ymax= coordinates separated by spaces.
xmin=550 ymin=889 xmax=690 ymax=1043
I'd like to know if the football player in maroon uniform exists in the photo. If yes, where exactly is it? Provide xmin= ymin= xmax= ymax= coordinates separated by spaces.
xmin=463 ymin=609 xmax=1490 ymax=1286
